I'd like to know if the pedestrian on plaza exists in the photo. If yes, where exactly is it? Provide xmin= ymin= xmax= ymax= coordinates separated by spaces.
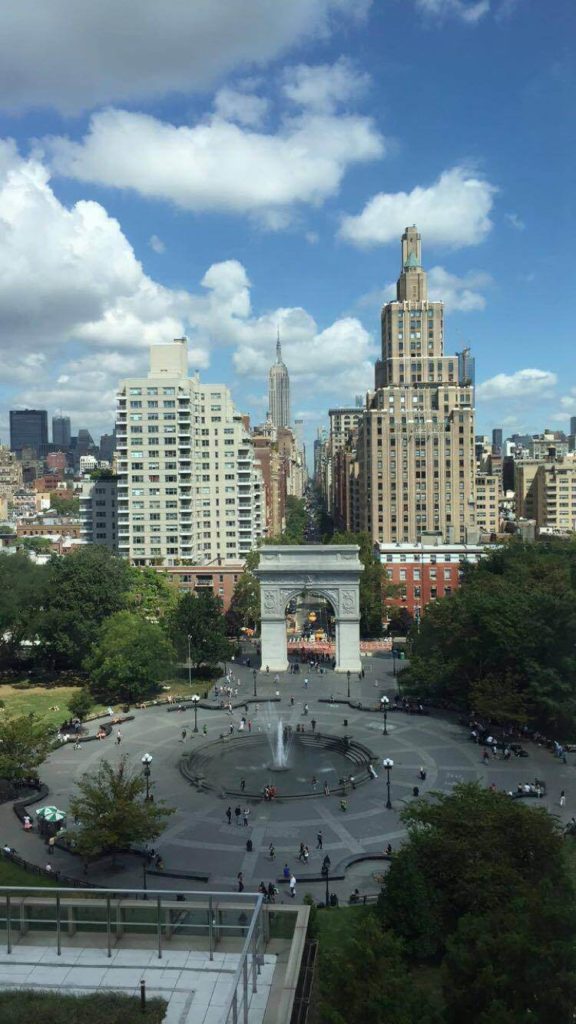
xmin=323 ymin=781 xmax=330 ymax=797
xmin=243 ymin=808 xmax=250 ymax=827
xmin=304 ymin=678 xmax=309 ymax=689
xmin=267 ymin=882 xmax=276 ymax=902
xmin=248 ymin=720 xmax=252 ymax=733
xmin=311 ymin=776 xmax=318 ymax=791
xmin=226 ymin=806 xmax=232 ymax=825
xmin=419 ymin=767 xmax=427 ymax=781
xmin=283 ymin=863 xmax=290 ymax=880
xmin=385 ymin=843 xmax=392 ymax=856
xmin=47 ymin=836 xmax=55 ymax=855
xmin=560 ymin=790 xmax=566 ymax=807
xmin=311 ymin=719 xmax=316 ymax=733
xmin=322 ymin=854 xmax=331 ymax=873
xmin=482 ymin=749 xmax=489 ymax=762
xmin=154 ymin=854 xmax=164 ymax=870
xmin=269 ymin=844 xmax=276 ymax=861
xmin=303 ymin=845 xmax=309 ymax=864
xmin=289 ymin=874 xmax=296 ymax=898
xmin=116 ymin=730 xmax=122 ymax=745
xmin=316 ymin=830 xmax=323 ymax=850
xmin=340 ymin=798 xmax=348 ymax=812
xmin=298 ymin=842 xmax=305 ymax=862
xmin=303 ymin=704 xmax=309 ymax=716
xmin=238 ymin=872 xmax=244 ymax=893
xmin=203 ymin=723 xmax=207 ymax=735
xmin=290 ymin=696 xmax=295 ymax=706
xmin=180 ymin=729 xmax=187 ymax=743
xmin=235 ymin=806 xmax=242 ymax=826
xmin=240 ymin=778 xmax=246 ymax=792
xmin=368 ymin=763 xmax=378 ymax=780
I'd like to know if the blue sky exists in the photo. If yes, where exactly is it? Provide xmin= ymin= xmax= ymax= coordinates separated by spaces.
xmin=0 ymin=0 xmax=574 ymax=455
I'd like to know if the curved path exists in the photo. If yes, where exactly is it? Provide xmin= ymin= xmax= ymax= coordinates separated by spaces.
xmin=1 ymin=655 xmax=572 ymax=901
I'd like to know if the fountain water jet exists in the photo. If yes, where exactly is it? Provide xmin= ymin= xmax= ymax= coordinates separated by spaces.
xmin=265 ymin=703 xmax=291 ymax=771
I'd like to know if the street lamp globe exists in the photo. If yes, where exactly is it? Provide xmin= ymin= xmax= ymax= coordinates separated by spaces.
xmin=191 ymin=694 xmax=200 ymax=733
xmin=383 ymin=758 xmax=394 ymax=770
xmin=141 ymin=753 xmax=153 ymax=767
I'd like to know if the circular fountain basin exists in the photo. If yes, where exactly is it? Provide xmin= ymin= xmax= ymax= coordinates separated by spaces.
xmin=181 ymin=731 xmax=375 ymax=800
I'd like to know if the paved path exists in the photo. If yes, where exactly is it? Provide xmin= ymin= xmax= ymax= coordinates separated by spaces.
xmin=1 ymin=652 xmax=573 ymax=904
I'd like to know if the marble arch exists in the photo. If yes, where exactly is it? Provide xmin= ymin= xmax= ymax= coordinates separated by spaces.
xmin=254 ymin=545 xmax=363 ymax=673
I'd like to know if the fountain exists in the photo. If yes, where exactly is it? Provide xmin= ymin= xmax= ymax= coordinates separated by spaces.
xmin=265 ymin=703 xmax=291 ymax=771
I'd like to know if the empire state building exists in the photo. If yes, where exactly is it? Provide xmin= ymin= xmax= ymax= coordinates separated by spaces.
xmin=268 ymin=334 xmax=291 ymax=428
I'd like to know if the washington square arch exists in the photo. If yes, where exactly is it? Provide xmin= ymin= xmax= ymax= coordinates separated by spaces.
xmin=254 ymin=545 xmax=363 ymax=673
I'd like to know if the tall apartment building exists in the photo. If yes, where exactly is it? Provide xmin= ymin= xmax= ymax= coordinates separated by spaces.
xmin=357 ymin=226 xmax=476 ymax=544
xmin=516 ymin=456 xmax=576 ymax=534
xmin=52 ymin=415 xmax=71 ymax=448
xmin=9 ymin=409 xmax=48 ymax=456
xmin=114 ymin=339 xmax=263 ymax=565
xmin=0 ymin=446 xmax=23 ymax=503
xmin=268 ymin=335 xmax=291 ymax=429
xmin=79 ymin=475 xmax=118 ymax=549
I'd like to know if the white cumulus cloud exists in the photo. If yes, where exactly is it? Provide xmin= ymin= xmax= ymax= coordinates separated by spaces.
xmin=46 ymin=100 xmax=384 ymax=223
xmin=339 ymin=166 xmax=497 ymax=249
xmin=415 ymin=0 xmax=490 ymax=22
xmin=0 ymin=0 xmax=368 ymax=114
xmin=282 ymin=57 xmax=370 ymax=113
xmin=428 ymin=267 xmax=492 ymax=311
xmin=477 ymin=369 xmax=557 ymax=401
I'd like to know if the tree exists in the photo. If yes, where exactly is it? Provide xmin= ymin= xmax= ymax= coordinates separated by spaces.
xmin=67 ymin=689 xmax=94 ymax=721
xmin=19 ymin=536 xmax=53 ymax=553
xmin=168 ymin=590 xmax=232 ymax=670
xmin=0 ymin=713 xmax=53 ymax=783
xmin=125 ymin=566 xmax=179 ymax=621
xmin=319 ymin=913 xmax=440 ymax=1024
xmin=37 ymin=546 xmax=133 ymax=670
xmin=401 ymin=539 xmax=576 ymax=736
xmin=0 ymin=552 xmax=45 ymax=668
xmin=68 ymin=757 xmax=173 ymax=861
xmin=388 ymin=607 xmax=414 ymax=637
xmin=330 ymin=531 xmax=385 ymax=637
xmin=225 ymin=550 xmax=260 ymax=635
xmin=49 ymin=494 xmax=80 ymax=516
xmin=85 ymin=611 xmax=174 ymax=703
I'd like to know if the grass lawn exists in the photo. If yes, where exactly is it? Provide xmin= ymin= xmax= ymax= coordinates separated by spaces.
xmin=315 ymin=903 xmax=369 ymax=949
xmin=0 ymin=859 xmax=59 ymax=888
xmin=0 ymin=991 xmax=166 ymax=1024
xmin=0 ymin=685 xmax=96 ymax=728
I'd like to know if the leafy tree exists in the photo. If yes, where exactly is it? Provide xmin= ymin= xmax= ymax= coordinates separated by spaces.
xmin=19 ymin=536 xmax=53 ymax=553
xmin=319 ymin=912 xmax=440 ymax=1024
xmin=388 ymin=607 xmax=414 ymax=637
xmin=37 ymin=546 xmax=133 ymax=670
xmin=0 ymin=552 xmax=45 ymax=667
xmin=401 ymin=540 xmax=576 ymax=736
xmin=225 ymin=550 xmax=260 ymax=635
xmin=67 ymin=689 xmax=94 ymax=721
xmin=85 ymin=611 xmax=174 ymax=702
xmin=49 ymin=494 xmax=80 ymax=516
xmin=0 ymin=713 xmax=53 ymax=782
xmin=380 ymin=783 xmax=576 ymax=1019
xmin=330 ymin=531 xmax=385 ymax=637
xmin=168 ymin=590 xmax=232 ymax=670
xmin=125 ymin=566 xmax=179 ymax=621
xmin=68 ymin=757 xmax=173 ymax=861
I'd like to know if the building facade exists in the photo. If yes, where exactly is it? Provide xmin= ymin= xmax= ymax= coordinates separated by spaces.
xmin=380 ymin=539 xmax=495 ymax=619
xmin=358 ymin=226 xmax=476 ymax=545
xmin=79 ymin=475 xmax=118 ymax=549
xmin=52 ymin=415 xmax=71 ymax=448
xmin=268 ymin=335 xmax=291 ymax=429
xmin=10 ymin=409 xmax=48 ymax=456
xmin=115 ymin=338 xmax=263 ymax=565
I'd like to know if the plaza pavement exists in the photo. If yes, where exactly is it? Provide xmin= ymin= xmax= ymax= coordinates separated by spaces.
xmin=1 ymin=652 xmax=574 ymax=904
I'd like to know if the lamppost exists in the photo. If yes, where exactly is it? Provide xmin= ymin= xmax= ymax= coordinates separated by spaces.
xmin=187 ymin=634 xmax=192 ymax=690
xmin=383 ymin=758 xmax=394 ymax=809
xmin=346 ymin=669 xmax=351 ymax=700
xmin=191 ymin=694 xmax=200 ymax=733
xmin=141 ymin=753 xmax=153 ymax=802
xmin=381 ymin=695 xmax=389 ymax=735
xmin=392 ymin=649 xmax=397 ymax=677
xmin=322 ymin=861 xmax=330 ymax=907
xmin=253 ymin=669 xmax=257 ymax=698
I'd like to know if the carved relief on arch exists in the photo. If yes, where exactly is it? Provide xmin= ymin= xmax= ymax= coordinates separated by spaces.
xmin=262 ymin=589 xmax=278 ymax=613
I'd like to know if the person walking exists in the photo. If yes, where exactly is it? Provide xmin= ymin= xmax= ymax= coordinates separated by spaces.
xmin=226 ymin=806 xmax=232 ymax=825
xmin=203 ymin=723 xmax=207 ymax=735
xmin=419 ymin=767 xmax=427 ymax=781
xmin=180 ymin=729 xmax=187 ymax=743
xmin=340 ymin=798 xmax=348 ymax=812
xmin=47 ymin=836 xmax=56 ymax=855
xmin=323 ymin=781 xmax=330 ymax=797
xmin=316 ymin=830 xmax=323 ymax=850
xmin=234 ymin=805 xmax=242 ymax=826
xmin=298 ymin=842 xmax=306 ymax=862
xmin=116 ymin=730 xmax=122 ymax=745
xmin=289 ymin=874 xmax=296 ymax=899
xmin=237 ymin=872 xmax=244 ymax=893
xmin=269 ymin=843 xmax=276 ymax=861
xmin=243 ymin=808 xmax=250 ymax=827
xmin=304 ymin=677 xmax=309 ymax=689
xmin=560 ymin=790 xmax=566 ymax=807
xmin=283 ymin=863 xmax=290 ymax=881
xmin=240 ymin=778 xmax=246 ymax=792
xmin=311 ymin=719 xmax=316 ymax=733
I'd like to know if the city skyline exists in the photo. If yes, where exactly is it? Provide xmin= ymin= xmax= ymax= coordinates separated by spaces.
xmin=0 ymin=1 xmax=573 ymax=454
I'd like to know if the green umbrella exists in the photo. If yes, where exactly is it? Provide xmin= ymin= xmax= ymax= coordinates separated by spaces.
xmin=35 ymin=806 xmax=66 ymax=823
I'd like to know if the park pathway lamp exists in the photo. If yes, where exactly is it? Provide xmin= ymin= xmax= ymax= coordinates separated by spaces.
xmin=383 ymin=758 xmax=394 ymax=809
xmin=191 ymin=695 xmax=200 ymax=733
xmin=322 ymin=861 xmax=330 ymax=908
xmin=392 ymin=650 xmax=397 ymax=677
xmin=253 ymin=669 xmax=257 ymax=698
xmin=141 ymin=753 xmax=153 ymax=802
xmin=381 ymin=695 xmax=390 ymax=735
xmin=187 ymin=634 xmax=193 ymax=690
xmin=346 ymin=670 xmax=351 ymax=700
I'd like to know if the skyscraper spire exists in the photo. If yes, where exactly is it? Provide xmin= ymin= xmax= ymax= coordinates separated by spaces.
xmin=269 ymin=329 xmax=290 ymax=428
xmin=276 ymin=326 xmax=282 ymax=363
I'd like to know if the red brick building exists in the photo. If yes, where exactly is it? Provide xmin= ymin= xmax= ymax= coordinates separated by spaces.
xmin=380 ymin=541 xmax=498 ymax=620
xmin=156 ymin=562 xmax=244 ymax=612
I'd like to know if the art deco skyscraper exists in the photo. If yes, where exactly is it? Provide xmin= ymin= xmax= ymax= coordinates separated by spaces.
xmin=268 ymin=333 xmax=291 ymax=429
xmin=357 ymin=226 xmax=476 ymax=544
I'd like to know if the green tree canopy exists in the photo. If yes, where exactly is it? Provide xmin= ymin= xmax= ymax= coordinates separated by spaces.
xmin=380 ymin=783 xmax=576 ymax=1021
xmin=0 ymin=552 xmax=45 ymax=667
xmin=125 ymin=566 xmax=179 ymax=621
xmin=67 ymin=689 xmax=94 ymax=721
xmin=167 ymin=590 xmax=232 ymax=669
xmin=68 ymin=757 xmax=173 ymax=860
xmin=49 ymin=494 xmax=80 ymax=516
xmin=85 ymin=611 xmax=174 ymax=703
xmin=225 ymin=550 xmax=260 ymax=635
xmin=0 ymin=713 xmax=53 ymax=782
xmin=401 ymin=539 xmax=576 ymax=736
xmin=37 ymin=546 xmax=133 ymax=670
